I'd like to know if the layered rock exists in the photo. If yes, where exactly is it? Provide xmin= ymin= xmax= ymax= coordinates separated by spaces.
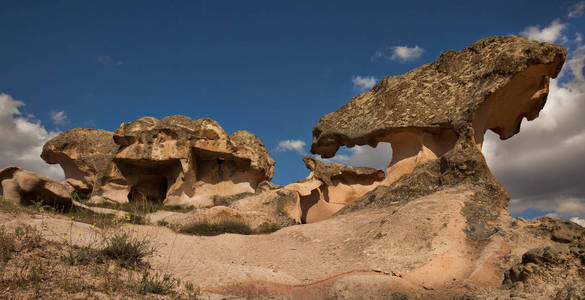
xmin=41 ymin=128 xmax=118 ymax=193
xmin=91 ymin=115 xmax=275 ymax=207
xmin=0 ymin=166 xmax=71 ymax=209
xmin=286 ymin=157 xmax=385 ymax=223
xmin=311 ymin=36 xmax=566 ymax=209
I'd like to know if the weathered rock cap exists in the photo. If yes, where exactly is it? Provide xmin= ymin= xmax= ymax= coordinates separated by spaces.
xmin=41 ymin=128 xmax=118 ymax=192
xmin=311 ymin=36 xmax=566 ymax=158
xmin=114 ymin=115 xmax=229 ymax=145
xmin=113 ymin=115 xmax=274 ymax=180
xmin=302 ymin=156 xmax=385 ymax=186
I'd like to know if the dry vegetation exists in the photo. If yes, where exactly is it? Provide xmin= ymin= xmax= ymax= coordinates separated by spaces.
xmin=0 ymin=197 xmax=201 ymax=299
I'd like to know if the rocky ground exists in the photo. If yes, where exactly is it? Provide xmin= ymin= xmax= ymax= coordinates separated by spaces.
xmin=1 ymin=185 xmax=583 ymax=299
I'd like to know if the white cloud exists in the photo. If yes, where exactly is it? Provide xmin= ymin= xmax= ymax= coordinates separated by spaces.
xmin=276 ymin=139 xmax=306 ymax=154
xmin=569 ymin=1 xmax=585 ymax=18
xmin=391 ymin=46 xmax=424 ymax=61
xmin=97 ymin=55 xmax=124 ymax=66
xmin=372 ymin=45 xmax=424 ymax=62
xmin=520 ymin=20 xmax=566 ymax=43
xmin=324 ymin=143 xmax=392 ymax=170
xmin=352 ymin=75 xmax=377 ymax=91
xmin=570 ymin=217 xmax=585 ymax=227
xmin=0 ymin=93 xmax=64 ymax=180
xmin=483 ymin=34 xmax=585 ymax=220
xmin=50 ymin=110 xmax=67 ymax=125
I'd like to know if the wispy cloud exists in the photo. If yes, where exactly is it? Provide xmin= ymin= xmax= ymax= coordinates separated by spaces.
xmin=49 ymin=110 xmax=67 ymax=125
xmin=390 ymin=46 xmax=424 ymax=61
xmin=520 ymin=20 xmax=566 ymax=43
xmin=98 ymin=55 xmax=124 ymax=66
xmin=569 ymin=1 xmax=585 ymax=18
xmin=352 ymin=75 xmax=377 ymax=91
xmin=276 ymin=139 xmax=306 ymax=154
xmin=570 ymin=217 xmax=585 ymax=227
xmin=0 ymin=93 xmax=64 ymax=179
xmin=372 ymin=45 xmax=424 ymax=62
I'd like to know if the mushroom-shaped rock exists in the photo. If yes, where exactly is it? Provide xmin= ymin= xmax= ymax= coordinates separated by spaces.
xmin=285 ymin=157 xmax=385 ymax=223
xmin=311 ymin=36 xmax=565 ymax=207
xmin=0 ymin=166 xmax=72 ymax=209
xmin=41 ymin=128 xmax=118 ymax=193
xmin=92 ymin=115 xmax=275 ymax=207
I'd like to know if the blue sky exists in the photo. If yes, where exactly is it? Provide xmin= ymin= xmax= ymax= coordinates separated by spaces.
xmin=1 ymin=1 xmax=584 ymax=222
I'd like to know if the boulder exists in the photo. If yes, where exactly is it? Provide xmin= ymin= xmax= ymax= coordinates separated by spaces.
xmin=0 ymin=166 xmax=71 ymax=209
xmin=311 ymin=36 xmax=565 ymax=209
xmin=91 ymin=115 xmax=275 ymax=207
xmin=41 ymin=128 xmax=118 ymax=194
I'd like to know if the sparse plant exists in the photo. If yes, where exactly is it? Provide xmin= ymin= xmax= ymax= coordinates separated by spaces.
xmin=30 ymin=198 xmax=51 ymax=213
xmin=99 ymin=231 xmax=154 ymax=268
xmin=184 ymin=281 xmax=201 ymax=298
xmin=136 ymin=271 xmax=178 ymax=295
xmin=14 ymin=225 xmax=42 ymax=250
xmin=0 ymin=226 xmax=16 ymax=262
xmin=62 ymin=245 xmax=99 ymax=266
xmin=157 ymin=219 xmax=169 ymax=226
xmin=180 ymin=220 xmax=252 ymax=236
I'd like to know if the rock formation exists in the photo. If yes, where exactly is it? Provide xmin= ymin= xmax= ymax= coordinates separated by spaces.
xmin=87 ymin=115 xmax=275 ymax=207
xmin=41 ymin=128 xmax=118 ymax=193
xmin=311 ymin=36 xmax=565 ymax=210
xmin=288 ymin=157 xmax=385 ymax=223
xmin=0 ymin=166 xmax=71 ymax=209
xmin=1 ymin=36 xmax=584 ymax=299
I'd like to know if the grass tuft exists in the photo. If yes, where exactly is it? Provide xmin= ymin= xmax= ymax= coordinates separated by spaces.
xmin=99 ymin=231 xmax=154 ymax=268
xmin=137 ymin=271 xmax=178 ymax=295
xmin=180 ymin=220 xmax=252 ymax=236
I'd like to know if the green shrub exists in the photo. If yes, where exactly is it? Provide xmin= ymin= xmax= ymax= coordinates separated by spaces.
xmin=99 ymin=232 xmax=154 ymax=268
xmin=137 ymin=271 xmax=178 ymax=295
xmin=180 ymin=220 xmax=252 ymax=236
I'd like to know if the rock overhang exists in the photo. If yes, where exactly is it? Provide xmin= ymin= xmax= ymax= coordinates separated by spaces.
xmin=310 ymin=36 xmax=566 ymax=159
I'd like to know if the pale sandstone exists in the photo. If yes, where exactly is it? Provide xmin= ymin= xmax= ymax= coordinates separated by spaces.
xmin=0 ymin=166 xmax=71 ymax=208
xmin=86 ymin=115 xmax=275 ymax=208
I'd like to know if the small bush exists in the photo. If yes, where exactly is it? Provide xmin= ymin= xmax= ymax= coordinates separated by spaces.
xmin=99 ymin=232 xmax=154 ymax=268
xmin=137 ymin=271 xmax=178 ymax=295
xmin=180 ymin=220 xmax=252 ymax=236
xmin=62 ymin=245 xmax=99 ymax=266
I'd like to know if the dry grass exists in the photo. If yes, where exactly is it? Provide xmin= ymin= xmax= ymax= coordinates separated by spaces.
xmin=0 ymin=198 xmax=201 ymax=299
xmin=180 ymin=220 xmax=253 ymax=236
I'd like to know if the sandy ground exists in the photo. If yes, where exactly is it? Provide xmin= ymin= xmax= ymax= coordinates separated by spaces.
xmin=0 ymin=187 xmax=562 ymax=298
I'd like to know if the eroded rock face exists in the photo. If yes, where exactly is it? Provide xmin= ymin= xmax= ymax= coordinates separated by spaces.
xmin=0 ymin=166 xmax=71 ymax=209
xmin=41 ymin=128 xmax=118 ymax=193
xmin=311 ymin=36 xmax=566 ymax=209
xmin=92 ymin=115 xmax=275 ymax=207
xmin=286 ymin=157 xmax=385 ymax=223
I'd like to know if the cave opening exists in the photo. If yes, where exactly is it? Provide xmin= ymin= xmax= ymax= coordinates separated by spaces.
xmin=127 ymin=174 xmax=168 ymax=204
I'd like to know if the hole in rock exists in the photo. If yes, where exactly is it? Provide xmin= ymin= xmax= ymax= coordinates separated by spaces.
xmin=127 ymin=174 xmax=168 ymax=203
xmin=116 ymin=159 xmax=182 ymax=203
xmin=194 ymin=152 xmax=262 ymax=188
xmin=302 ymin=130 xmax=458 ymax=224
